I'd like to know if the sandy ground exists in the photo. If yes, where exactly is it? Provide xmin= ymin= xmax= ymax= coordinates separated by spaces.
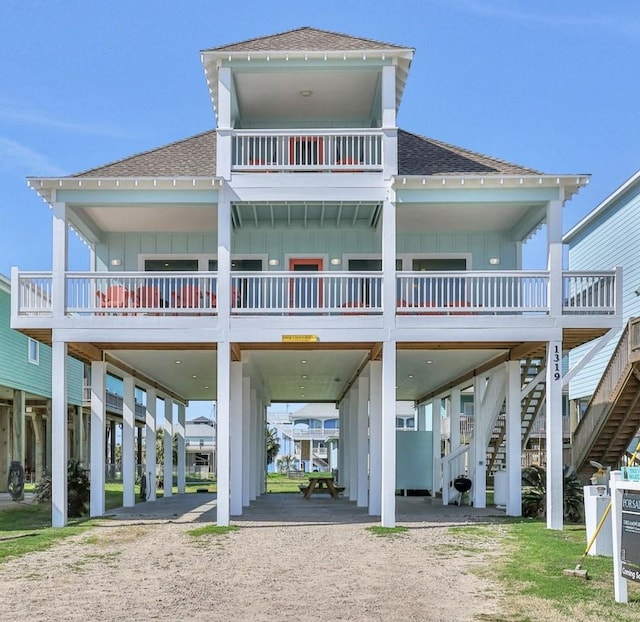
xmin=0 ymin=493 xmax=598 ymax=622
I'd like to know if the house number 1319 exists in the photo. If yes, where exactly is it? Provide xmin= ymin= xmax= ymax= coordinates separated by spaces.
xmin=553 ymin=345 xmax=561 ymax=381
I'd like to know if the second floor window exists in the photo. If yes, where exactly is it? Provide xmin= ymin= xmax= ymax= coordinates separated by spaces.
xmin=28 ymin=338 xmax=39 ymax=365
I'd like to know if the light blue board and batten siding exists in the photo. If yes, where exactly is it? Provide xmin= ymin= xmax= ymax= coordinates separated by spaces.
xmin=567 ymin=183 xmax=640 ymax=400
xmin=97 ymin=230 xmax=519 ymax=271
xmin=0 ymin=288 xmax=83 ymax=404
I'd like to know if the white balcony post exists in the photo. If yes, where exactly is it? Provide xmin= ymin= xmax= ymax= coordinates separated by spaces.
xmin=381 ymin=341 xmax=397 ymax=527
xmin=145 ymin=388 xmax=157 ymax=502
xmin=546 ymin=339 xmax=564 ymax=529
xmin=216 ymin=66 xmax=232 ymax=179
xmin=547 ymin=198 xmax=563 ymax=317
xmin=381 ymin=64 xmax=397 ymax=179
xmin=230 ymin=361 xmax=243 ymax=515
xmin=506 ymin=361 xmax=522 ymax=516
xmin=163 ymin=398 xmax=173 ymax=498
xmin=217 ymin=184 xmax=231 ymax=328
xmin=251 ymin=390 xmax=260 ymax=499
xmin=51 ymin=338 xmax=68 ymax=527
xmin=176 ymin=402 xmax=186 ymax=493
xmin=52 ymin=201 xmax=68 ymax=319
xmin=369 ymin=361 xmax=382 ymax=515
xmin=217 ymin=341 xmax=231 ymax=526
xmin=122 ymin=374 xmax=136 ymax=507
xmin=382 ymin=191 xmax=397 ymax=327
xmin=90 ymin=361 xmax=106 ymax=517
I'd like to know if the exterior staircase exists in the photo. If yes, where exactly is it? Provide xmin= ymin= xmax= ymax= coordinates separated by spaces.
xmin=572 ymin=317 xmax=640 ymax=479
xmin=486 ymin=357 xmax=546 ymax=474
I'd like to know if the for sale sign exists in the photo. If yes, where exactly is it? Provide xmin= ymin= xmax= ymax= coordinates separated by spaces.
xmin=621 ymin=492 xmax=640 ymax=583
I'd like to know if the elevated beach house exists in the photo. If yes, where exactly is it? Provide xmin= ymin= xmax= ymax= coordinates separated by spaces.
xmin=11 ymin=27 xmax=621 ymax=527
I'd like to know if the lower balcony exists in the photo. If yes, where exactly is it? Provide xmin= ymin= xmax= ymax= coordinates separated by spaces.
xmin=12 ymin=269 xmax=619 ymax=319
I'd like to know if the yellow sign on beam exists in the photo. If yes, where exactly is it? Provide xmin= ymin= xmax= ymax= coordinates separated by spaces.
xmin=282 ymin=334 xmax=319 ymax=343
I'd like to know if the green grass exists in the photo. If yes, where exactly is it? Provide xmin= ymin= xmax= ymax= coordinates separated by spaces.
xmin=366 ymin=525 xmax=409 ymax=537
xmin=490 ymin=519 xmax=640 ymax=621
xmin=265 ymin=472 xmax=313 ymax=493
xmin=187 ymin=524 xmax=240 ymax=538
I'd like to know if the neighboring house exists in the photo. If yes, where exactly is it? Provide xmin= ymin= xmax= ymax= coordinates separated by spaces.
xmin=0 ymin=274 xmax=84 ymax=489
xmin=11 ymin=27 xmax=620 ymax=529
xmin=185 ymin=415 xmax=216 ymax=477
xmin=564 ymin=170 xmax=640 ymax=477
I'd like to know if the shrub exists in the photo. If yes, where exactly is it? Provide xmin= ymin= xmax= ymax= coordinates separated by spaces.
xmin=34 ymin=460 xmax=91 ymax=518
xmin=521 ymin=464 xmax=583 ymax=523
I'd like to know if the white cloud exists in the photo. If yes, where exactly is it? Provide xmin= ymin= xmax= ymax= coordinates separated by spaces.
xmin=0 ymin=137 xmax=66 ymax=177
xmin=0 ymin=101 xmax=126 ymax=137
xmin=453 ymin=0 xmax=640 ymax=39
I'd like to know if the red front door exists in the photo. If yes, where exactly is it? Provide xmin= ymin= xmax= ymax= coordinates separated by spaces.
xmin=289 ymin=258 xmax=323 ymax=309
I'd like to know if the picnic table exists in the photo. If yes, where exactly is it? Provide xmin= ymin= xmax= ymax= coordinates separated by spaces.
xmin=299 ymin=476 xmax=344 ymax=499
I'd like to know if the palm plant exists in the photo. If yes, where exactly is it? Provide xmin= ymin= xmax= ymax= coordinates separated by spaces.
xmin=521 ymin=464 xmax=583 ymax=523
xmin=266 ymin=427 xmax=280 ymax=466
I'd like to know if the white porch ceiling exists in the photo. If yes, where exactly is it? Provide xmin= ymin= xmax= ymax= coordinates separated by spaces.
xmin=108 ymin=346 xmax=507 ymax=405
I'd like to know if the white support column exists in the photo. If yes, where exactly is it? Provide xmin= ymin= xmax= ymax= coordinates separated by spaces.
xmin=176 ymin=403 xmax=186 ymax=493
xmin=217 ymin=342 xmax=231 ymax=526
xmin=431 ymin=398 xmax=441 ymax=499
xmin=13 ymin=390 xmax=26 ymax=499
xmin=381 ymin=341 xmax=397 ymax=527
xmin=145 ymin=388 xmax=157 ymax=502
xmin=472 ymin=375 xmax=487 ymax=509
xmin=122 ymin=375 xmax=135 ymax=507
xmin=357 ymin=376 xmax=369 ymax=508
xmin=506 ymin=361 xmax=522 ymax=516
xmin=368 ymin=361 xmax=382 ymax=516
xmin=547 ymin=198 xmax=564 ymax=317
xmin=450 ymin=387 xmax=461 ymax=477
xmin=348 ymin=387 xmax=358 ymax=502
xmin=242 ymin=379 xmax=251 ymax=507
xmin=51 ymin=201 xmax=68 ymax=319
xmin=90 ymin=361 xmax=106 ymax=517
xmin=416 ymin=402 xmax=427 ymax=432
xmin=546 ymin=339 xmax=564 ymax=529
xmin=340 ymin=395 xmax=351 ymax=494
xmin=51 ymin=338 xmax=68 ymax=527
xmin=250 ymin=390 xmax=259 ymax=500
xmin=230 ymin=361 xmax=243 ymax=515
xmin=163 ymin=398 xmax=173 ymax=498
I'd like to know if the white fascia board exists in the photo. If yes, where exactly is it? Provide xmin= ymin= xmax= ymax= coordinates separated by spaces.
xmin=27 ymin=177 xmax=222 ymax=204
xmin=563 ymin=169 xmax=640 ymax=244
xmin=394 ymin=174 xmax=589 ymax=198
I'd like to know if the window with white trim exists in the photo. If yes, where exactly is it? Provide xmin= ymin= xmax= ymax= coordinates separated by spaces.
xmin=28 ymin=338 xmax=40 ymax=365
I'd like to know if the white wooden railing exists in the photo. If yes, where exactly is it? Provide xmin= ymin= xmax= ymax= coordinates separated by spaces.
xmin=231 ymin=129 xmax=383 ymax=172
xmin=13 ymin=269 xmax=618 ymax=318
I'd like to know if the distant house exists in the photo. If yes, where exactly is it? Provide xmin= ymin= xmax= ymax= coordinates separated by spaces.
xmin=564 ymin=171 xmax=639 ymax=476
xmin=186 ymin=415 xmax=216 ymax=477
xmin=0 ymin=274 xmax=84 ymax=489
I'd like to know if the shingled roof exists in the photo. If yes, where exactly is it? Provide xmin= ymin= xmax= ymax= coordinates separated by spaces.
xmin=74 ymin=130 xmax=216 ymax=178
xmin=397 ymin=130 xmax=541 ymax=176
xmin=203 ymin=26 xmax=410 ymax=53
xmin=70 ymin=128 xmax=539 ymax=179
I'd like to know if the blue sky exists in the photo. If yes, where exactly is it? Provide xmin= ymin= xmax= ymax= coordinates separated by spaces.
xmin=1 ymin=1 xmax=639 ymax=417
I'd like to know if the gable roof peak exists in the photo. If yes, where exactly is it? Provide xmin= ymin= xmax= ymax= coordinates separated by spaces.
xmin=203 ymin=26 xmax=412 ymax=54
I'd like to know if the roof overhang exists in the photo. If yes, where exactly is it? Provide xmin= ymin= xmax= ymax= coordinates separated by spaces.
xmin=200 ymin=47 xmax=414 ymax=124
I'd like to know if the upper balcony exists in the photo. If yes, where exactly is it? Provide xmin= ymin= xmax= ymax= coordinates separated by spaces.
xmin=12 ymin=268 xmax=620 ymax=320
xmin=231 ymin=129 xmax=383 ymax=173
